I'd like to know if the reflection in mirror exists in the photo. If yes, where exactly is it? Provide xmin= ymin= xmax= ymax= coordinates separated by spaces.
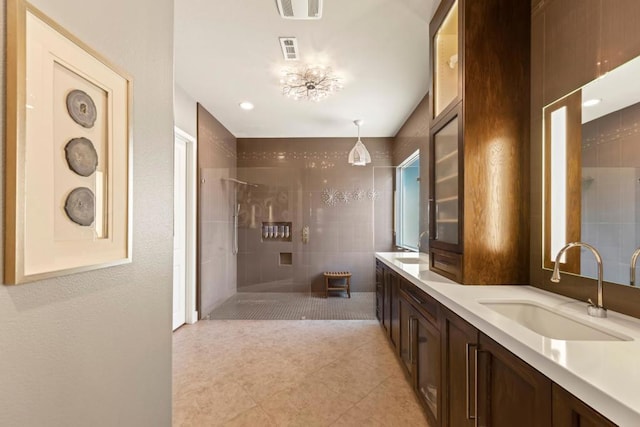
xmin=544 ymin=54 xmax=640 ymax=286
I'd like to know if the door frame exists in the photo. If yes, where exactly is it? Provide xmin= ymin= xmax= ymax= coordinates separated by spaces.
xmin=174 ymin=127 xmax=198 ymax=325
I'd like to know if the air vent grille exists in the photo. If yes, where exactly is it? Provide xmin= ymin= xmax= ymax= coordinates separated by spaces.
xmin=280 ymin=0 xmax=294 ymax=17
xmin=279 ymin=37 xmax=299 ymax=61
xmin=276 ymin=0 xmax=323 ymax=19
xmin=308 ymin=0 xmax=320 ymax=17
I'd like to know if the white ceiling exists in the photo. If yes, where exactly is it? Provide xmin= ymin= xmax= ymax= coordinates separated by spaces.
xmin=174 ymin=0 xmax=439 ymax=138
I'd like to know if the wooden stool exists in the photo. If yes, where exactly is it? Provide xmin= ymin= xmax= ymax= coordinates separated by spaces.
xmin=323 ymin=271 xmax=351 ymax=298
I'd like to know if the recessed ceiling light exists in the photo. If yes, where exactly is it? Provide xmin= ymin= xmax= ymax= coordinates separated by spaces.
xmin=239 ymin=101 xmax=254 ymax=110
xmin=583 ymin=98 xmax=601 ymax=107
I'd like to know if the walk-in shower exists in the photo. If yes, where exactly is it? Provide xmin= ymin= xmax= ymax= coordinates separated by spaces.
xmin=222 ymin=178 xmax=259 ymax=255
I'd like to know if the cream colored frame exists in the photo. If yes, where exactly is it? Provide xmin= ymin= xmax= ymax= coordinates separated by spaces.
xmin=5 ymin=0 xmax=133 ymax=284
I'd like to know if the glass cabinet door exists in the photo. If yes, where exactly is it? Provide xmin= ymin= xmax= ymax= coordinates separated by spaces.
xmin=432 ymin=115 xmax=460 ymax=246
xmin=433 ymin=0 xmax=459 ymax=119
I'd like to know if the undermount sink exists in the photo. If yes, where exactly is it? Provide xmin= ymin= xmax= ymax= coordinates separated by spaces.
xmin=481 ymin=301 xmax=632 ymax=341
xmin=396 ymin=257 xmax=424 ymax=264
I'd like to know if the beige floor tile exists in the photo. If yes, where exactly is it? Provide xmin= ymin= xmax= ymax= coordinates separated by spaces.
xmin=308 ymin=354 xmax=391 ymax=403
xmin=173 ymin=320 xmax=428 ymax=427
xmin=330 ymin=405 xmax=385 ymax=427
xmin=222 ymin=406 xmax=277 ymax=427
xmin=259 ymin=377 xmax=353 ymax=426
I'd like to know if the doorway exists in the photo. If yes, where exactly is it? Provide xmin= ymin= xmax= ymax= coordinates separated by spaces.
xmin=173 ymin=127 xmax=197 ymax=330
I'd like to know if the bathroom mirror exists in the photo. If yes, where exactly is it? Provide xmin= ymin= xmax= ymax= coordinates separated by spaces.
xmin=543 ymin=54 xmax=640 ymax=286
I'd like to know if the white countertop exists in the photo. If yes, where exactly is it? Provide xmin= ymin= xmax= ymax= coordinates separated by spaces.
xmin=376 ymin=252 xmax=640 ymax=426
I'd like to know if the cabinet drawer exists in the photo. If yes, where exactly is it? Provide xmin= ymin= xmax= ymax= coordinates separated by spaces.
xmin=400 ymin=282 xmax=439 ymax=326
xmin=430 ymin=248 xmax=462 ymax=282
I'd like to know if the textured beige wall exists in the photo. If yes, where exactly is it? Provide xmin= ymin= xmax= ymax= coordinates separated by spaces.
xmin=0 ymin=0 xmax=175 ymax=425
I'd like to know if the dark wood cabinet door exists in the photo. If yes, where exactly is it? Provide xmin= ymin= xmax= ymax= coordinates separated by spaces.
xmin=399 ymin=296 xmax=415 ymax=378
xmin=375 ymin=262 xmax=383 ymax=322
xmin=382 ymin=268 xmax=390 ymax=334
xmin=552 ymin=384 xmax=616 ymax=427
xmin=441 ymin=308 xmax=478 ymax=427
xmin=390 ymin=272 xmax=400 ymax=350
xmin=477 ymin=334 xmax=552 ymax=427
xmin=416 ymin=312 xmax=441 ymax=427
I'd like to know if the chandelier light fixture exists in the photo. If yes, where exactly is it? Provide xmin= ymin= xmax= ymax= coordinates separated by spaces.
xmin=348 ymin=119 xmax=371 ymax=166
xmin=280 ymin=65 xmax=343 ymax=102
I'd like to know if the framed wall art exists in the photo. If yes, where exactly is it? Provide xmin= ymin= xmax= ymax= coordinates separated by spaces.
xmin=5 ymin=0 xmax=133 ymax=284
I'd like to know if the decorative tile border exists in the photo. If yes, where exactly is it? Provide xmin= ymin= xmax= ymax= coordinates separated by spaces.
xmin=321 ymin=187 xmax=379 ymax=206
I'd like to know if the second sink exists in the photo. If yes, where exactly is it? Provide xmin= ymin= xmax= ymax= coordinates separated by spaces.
xmin=480 ymin=301 xmax=631 ymax=341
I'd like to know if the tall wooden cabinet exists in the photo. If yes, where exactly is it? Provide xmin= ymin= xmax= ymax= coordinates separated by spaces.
xmin=428 ymin=0 xmax=531 ymax=284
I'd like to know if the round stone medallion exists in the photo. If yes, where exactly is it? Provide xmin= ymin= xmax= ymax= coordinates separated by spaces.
xmin=65 ymin=137 xmax=98 ymax=177
xmin=66 ymin=89 xmax=97 ymax=128
xmin=64 ymin=187 xmax=95 ymax=226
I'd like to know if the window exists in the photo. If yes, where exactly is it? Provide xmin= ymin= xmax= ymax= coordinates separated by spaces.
xmin=396 ymin=151 xmax=420 ymax=250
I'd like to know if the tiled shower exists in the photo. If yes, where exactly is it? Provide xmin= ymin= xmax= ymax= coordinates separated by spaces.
xmin=235 ymin=138 xmax=395 ymax=293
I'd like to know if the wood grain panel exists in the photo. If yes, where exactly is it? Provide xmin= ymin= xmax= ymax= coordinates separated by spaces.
xmin=478 ymin=334 xmax=552 ymax=427
xmin=462 ymin=0 xmax=531 ymax=284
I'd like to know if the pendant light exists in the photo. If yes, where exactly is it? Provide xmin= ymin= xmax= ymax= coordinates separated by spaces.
xmin=348 ymin=119 xmax=371 ymax=166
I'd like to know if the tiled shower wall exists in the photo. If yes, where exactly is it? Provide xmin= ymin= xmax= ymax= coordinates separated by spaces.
xmin=581 ymin=101 xmax=640 ymax=283
xmin=236 ymin=138 xmax=394 ymax=293
xmin=197 ymin=104 xmax=237 ymax=315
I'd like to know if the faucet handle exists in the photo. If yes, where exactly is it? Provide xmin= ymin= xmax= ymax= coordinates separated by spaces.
xmin=587 ymin=298 xmax=607 ymax=318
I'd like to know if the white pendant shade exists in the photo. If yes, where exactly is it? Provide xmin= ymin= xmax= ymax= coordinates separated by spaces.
xmin=348 ymin=119 xmax=371 ymax=166
xmin=348 ymin=139 xmax=371 ymax=166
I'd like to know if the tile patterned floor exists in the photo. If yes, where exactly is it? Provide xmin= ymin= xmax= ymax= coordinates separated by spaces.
xmin=173 ymin=320 xmax=430 ymax=426
xmin=207 ymin=292 xmax=377 ymax=320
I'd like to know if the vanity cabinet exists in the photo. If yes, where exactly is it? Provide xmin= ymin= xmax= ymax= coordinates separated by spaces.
xmin=441 ymin=307 xmax=478 ymax=427
xmin=375 ymin=260 xmax=383 ymax=321
xmin=377 ymin=261 xmax=400 ymax=352
xmin=477 ymin=334 xmax=552 ymax=426
xmin=376 ymin=259 xmax=619 ymax=426
xmin=428 ymin=0 xmax=530 ymax=285
xmin=552 ymin=384 xmax=616 ymax=427
xmin=399 ymin=280 xmax=441 ymax=427
xmin=442 ymin=308 xmax=552 ymax=427
xmin=389 ymin=270 xmax=400 ymax=350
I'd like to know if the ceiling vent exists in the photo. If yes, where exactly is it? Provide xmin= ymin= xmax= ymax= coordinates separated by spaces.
xmin=279 ymin=37 xmax=299 ymax=61
xmin=276 ymin=0 xmax=323 ymax=20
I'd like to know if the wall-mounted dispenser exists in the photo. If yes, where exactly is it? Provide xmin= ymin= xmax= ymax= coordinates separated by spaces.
xmin=262 ymin=222 xmax=292 ymax=242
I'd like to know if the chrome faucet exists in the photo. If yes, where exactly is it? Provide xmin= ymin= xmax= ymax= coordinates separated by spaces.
xmin=550 ymin=242 xmax=607 ymax=318
xmin=417 ymin=230 xmax=428 ymax=252
xmin=630 ymin=248 xmax=640 ymax=286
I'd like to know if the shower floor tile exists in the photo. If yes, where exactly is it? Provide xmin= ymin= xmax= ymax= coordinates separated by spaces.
xmin=207 ymin=292 xmax=376 ymax=320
